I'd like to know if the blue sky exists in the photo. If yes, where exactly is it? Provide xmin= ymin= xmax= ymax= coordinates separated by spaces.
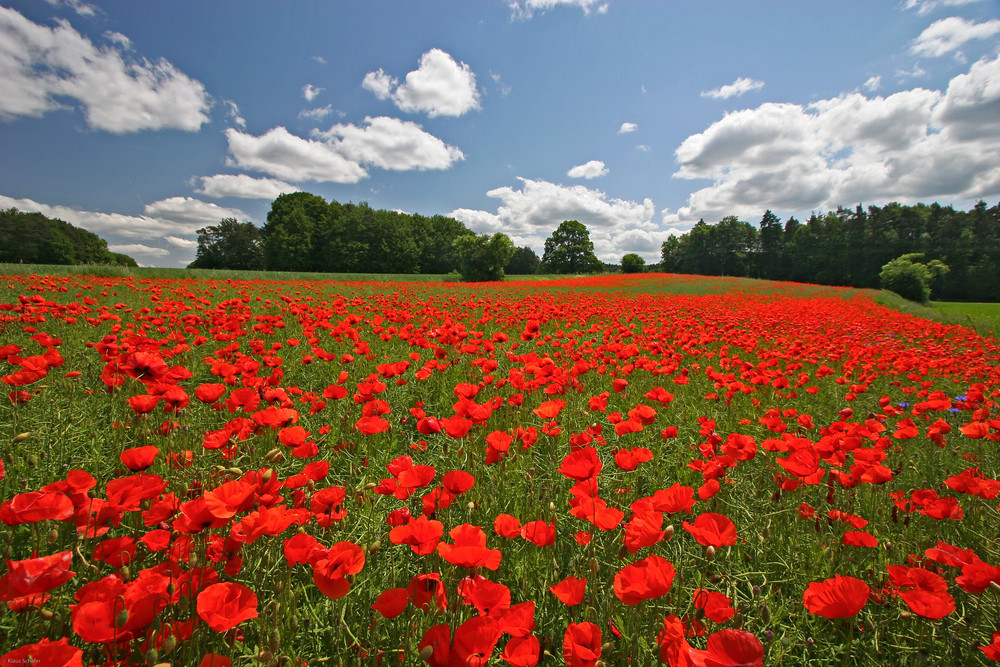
xmin=1 ymin=0 xmax=999 ymax=267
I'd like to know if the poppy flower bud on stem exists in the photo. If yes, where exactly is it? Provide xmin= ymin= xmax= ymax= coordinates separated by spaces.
xmin=705 ymin=545 xmax=716 ymax=560
xmin=418 ymin=646 xmax=434 ymax=660
xmin=144 ymin=649 xmax=158 ymax=665
xmin=39 ymin=608 xmax=54 ymax=621
xmin=590 ymin=557 xmax=599 ymax=577
xmin=116 ymin=609 xmax=130 ymax=628
xmin=13 ymin=432 xmax=30 ymax=443
xmin=161 ymin=635 xmax=177 ymax=656
xmin=664 ymin=524 xmax=674 ymax=539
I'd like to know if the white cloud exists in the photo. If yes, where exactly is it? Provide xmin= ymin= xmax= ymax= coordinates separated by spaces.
xmin=0 ymin=7 xmax=210 ymax=132
xmin=507 ymin=0 xmax=609 ymax=19
xmin=311 ymin=55 xmax=327 ymax=65
xmin=449 ymin=177 xmax=655 ymax=261
xmin=667 ymin=55 xmax=1000 ymax=224
xmin=302 ymin=83 xmax=323 ymax=101
xmin=195 ymin=174 xmax=300 ymax=199
xmin=618 ymin=122 xmax=638 ymax=134
xmin=897 ymin=63 xmax=929 ymax=80
xmin=164 ymin=236 xmax=197 ymax=249
xmin=298 ymin=104 xmax=339 ymax=121
xmin=224 ymin=100 xmax=246 ymax=129
xmin=0 ymin=194 xmax=248 ymax=240
xmin=701 ymin=77 xmax=765 ymax=100
xmin=315 ymin=116 xmax=464 ymax=171
xmin=911 ymin=16 xmax=1000 ymax=57
xmin=567 ymin=160 xmax=609 ymax=179
xmin=224 ymin=126 xmax=369 ymax=184
xmin=901 ymin=0 xmax=983 ymax=16
xmin=363 ymin=49 xmax=480 ymax=117
xmin=863 ymin=75 xmax=882 ymax=92
xmin=43 ymin=0 xmax=97 ymax=17
xmin=108 ymin=243 xmax=170 ymax=257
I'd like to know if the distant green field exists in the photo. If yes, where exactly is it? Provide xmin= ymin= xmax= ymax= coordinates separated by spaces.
xmin=873 ymin=290 xmax=1000 ymax=336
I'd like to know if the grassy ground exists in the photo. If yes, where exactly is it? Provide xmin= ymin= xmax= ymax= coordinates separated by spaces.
xmin=872 ymin=290 xmax=1000 ymax=336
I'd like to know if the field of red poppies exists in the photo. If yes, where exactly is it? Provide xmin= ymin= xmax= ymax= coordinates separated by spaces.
xmin=1 ymin=271 xmax=999 ymax=666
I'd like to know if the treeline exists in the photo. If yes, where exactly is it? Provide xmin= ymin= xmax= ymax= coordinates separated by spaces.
xmin=0 ymin=208 xmax=137 ymax=267
xmin=192 ymin=192 xmax=555 ymax=276
xmin=191 ymin=192 xmax=476 ymax=274
xmin=661 ymin=201 xmax=1000 ymax=302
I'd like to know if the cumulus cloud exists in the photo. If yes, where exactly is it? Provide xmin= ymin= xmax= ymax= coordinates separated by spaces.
xmin=567 ymin=160 xmax=609 ymax=179
xmin=618 ymin=122 xmax=638 ymax=134
xmin=910 ymin=16 xmax=1000 ymax=57
xmin=363 ymin=49 xmax=480 ymax=117
xmin=449 ymin=177 xmax=655 ymax=262
xmin=315 ymin=116 xmax=464 ymax=171
xmin=0 ymin=7 xmax=210 ymax=132
xmin=225 ymin=118 xmax=464 ymax=183
xmin=507 ymin=0 xmax=609 ymax=19
xmin=0 ymin=194 xmax=248 ymax=240
xmin=195 ymin=174 xmax=300 ymax=199
xmin=302 ymin=84 xmax=323 ymax=101
xmin=224 ymin=127 xmax=369 ymax=184
xmin=701 ymin=77 xmax=764 ymax=100
xmin=667 ymin=55 xmax=1000 ymax=224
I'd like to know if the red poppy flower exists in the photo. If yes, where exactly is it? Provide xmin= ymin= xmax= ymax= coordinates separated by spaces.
xmin=519 ymin=519 xmax=556 ymax=547
xmin=558 ymin=447 xmax=602 ymax=481
xmin=372 ymin=587 xmax=409 ymax=619
xmin=0 ymin=637 xmax=83 ymax=667
xmin=311 ymin=541 xmax=365 ymax=600
xmin=437 ymin=523 xmax=502 ymax=570
xmin=0 ymin=550 xmax=75 ymax=601
xmin=803 ymin=575 xmax=869 ymax=618
xmin=624 ymin=510 xmax=665 ymax=553
xmin=682 ymin=512 xmax=737 ymax=547
xmin=693 ymin=628 xmax=765 ymax=666
xmin=614 ymin=554 xmax=675 ymax=606
xmin=390 ymin=514 xmax=444 ymax=555
xmin=563 ymin=622 xmax=602 ymax=667
xmin=887 ymin=565 xmax=955 ymax=619
xmin=408 ymin=572 xmax=448 ymax=612
xmin=120 ymin=445 xmax=159 ymax=471
xmin=500 ymin=634 xmax=540 ymax=667
xmin=494 ymin=514 xmax=521 ymax=538
xmin=0 ymin=491 xmax=74 ymax=525
xmin=693 ymin=588 xmax=736 ymax=623
xmin=549 ymin=576 xmax=586 ymax=606
xmin=196 ymin=582 xmax=258 ymax=632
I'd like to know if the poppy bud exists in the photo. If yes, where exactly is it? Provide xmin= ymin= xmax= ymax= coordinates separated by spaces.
xmin=466 ymin=501 xmax=475 ymax=511
xmin=27 ymin=455 xmax=37 ymax=468
xmin=177 ymin=596 xmax=189 ymax=614
xmin=664 ymin=524 xmax=674 ymax=539
xmin=368 ymin=540 xmax=381 ymax=554
xmin=616 ymin=543 xmax=628 ymax=559
xmin=760 ymin=604 xmax=771 ymax=624
xmin=269 ymin=629 xmax=281 ymax=653
xmin=120 ymin=565 xmax=130 ymax=581
xmin=47 ymin=528 xmax=58 ymax=544
xmin=257 ymin=651 xmax=273 ymax=663
xmin=732 ymin=611 xmax=743 ymax=628
xmin=549 ymin=501 xmax=556 ymax=512
xmin=227 ymin=467 xmax=243 ymax=477
xmin=188 ymin=551 xmax=199 ymax=567
xmin=262 ymin=468 xmax=274 ymax=483
xmin=144 ymin=649 xmax=158 ymax=664
xmin=457 ymin=447 xmax=465 ymax=458
xmin=39 ymin=608 xmax=54 ymax=621
xmin=590 ymin=557 xmax=599 ymax=577
xmin=161 ymin=634 xmax=177 ymax=656
xmin=705 ymin=545 xmax=716 ymax=560
xmin=116 ymin=609 xmax=130 ymax=628
xmin=418 ymin=646 xmax=434 ymax=660
xmin=153 ymin=663 xmax=171 ymax=667
xmin=13 ymin=432 xmax=30 ymax=443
